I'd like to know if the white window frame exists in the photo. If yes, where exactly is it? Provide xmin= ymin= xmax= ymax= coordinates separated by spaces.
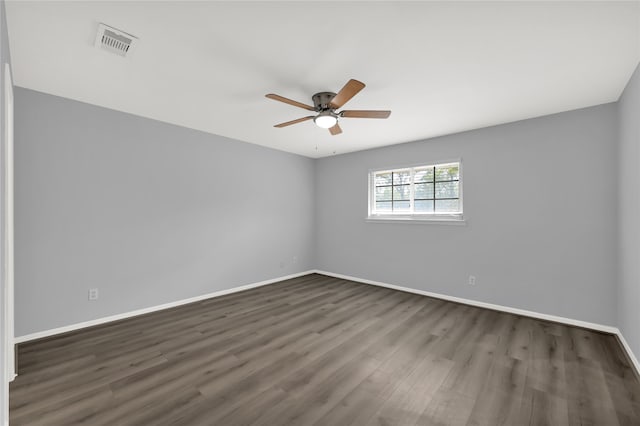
xmin=367 ymin=160 xmax=465 ymax=224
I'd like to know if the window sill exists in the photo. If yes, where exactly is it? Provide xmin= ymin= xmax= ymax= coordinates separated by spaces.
xmin=365 ymin=216 xmax=467 ymax=225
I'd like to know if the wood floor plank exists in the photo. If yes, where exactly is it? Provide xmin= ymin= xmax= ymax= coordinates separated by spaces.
xmin=464 ymin=357 xmax=528 ymax=426
xmin=10 ymin=273 xmax=640 ymax=425
xmin=367 ymin=353 xmax=454 ymax=426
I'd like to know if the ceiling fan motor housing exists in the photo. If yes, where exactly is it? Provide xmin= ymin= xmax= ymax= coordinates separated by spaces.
xmin=312 ymin=92 xmax=337 ymax=111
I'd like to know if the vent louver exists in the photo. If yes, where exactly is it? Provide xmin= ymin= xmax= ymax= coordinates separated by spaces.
xmin=95 ymin=23 xmax=138 ymax=57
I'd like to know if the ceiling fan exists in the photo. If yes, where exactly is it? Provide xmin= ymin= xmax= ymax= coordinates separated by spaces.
xmin=265 ymin=79 xmax=391 ymax=135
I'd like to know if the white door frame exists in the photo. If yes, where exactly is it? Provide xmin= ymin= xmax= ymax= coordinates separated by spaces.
xmin=3 ymin=62 xmax=15 ymax=384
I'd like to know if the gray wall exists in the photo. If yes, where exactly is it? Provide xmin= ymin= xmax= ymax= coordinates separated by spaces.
xmin=14 ymin=88 xmax=315 ymax=336
xmin=618 ymin=63 xmax=640 ymax=360
xmin=0 ymin=0 xmax=10 ymax=422
xmin=316 ymin=104 xmax=618 ymax=326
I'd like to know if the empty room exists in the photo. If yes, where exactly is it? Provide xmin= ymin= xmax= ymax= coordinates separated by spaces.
xmin=1 ymin=1 xmax=640 ymax=425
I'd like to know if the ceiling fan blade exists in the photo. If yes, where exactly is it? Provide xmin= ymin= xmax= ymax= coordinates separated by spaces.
xmin=266 ymin=94 xmax=315 ymax=111
xmin=341 ymin=110 xmax=391 ymax=119
xmin=329 ymin=79 xmax=365 ymax=109
xmin=329 ymin=123 xmax=342 ymax=135
xmin=274 ymin=116 xmax=315 ymax=128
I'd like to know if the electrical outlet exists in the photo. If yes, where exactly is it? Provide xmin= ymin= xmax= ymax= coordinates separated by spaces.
xmin=468 ymin=275 xmax=476 ymax=286
xmin=88 ymin=288 xmax=99 ymax=301
xmin=292 ymin=256 xmax=298 ymax=264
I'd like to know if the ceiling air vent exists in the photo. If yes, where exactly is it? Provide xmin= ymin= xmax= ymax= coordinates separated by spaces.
xmin=94 ymin=23 xmax=138 ymax=57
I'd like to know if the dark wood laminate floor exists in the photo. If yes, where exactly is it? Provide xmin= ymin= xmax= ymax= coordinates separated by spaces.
xmin=10 ymin=274 xmax=640 ymax=425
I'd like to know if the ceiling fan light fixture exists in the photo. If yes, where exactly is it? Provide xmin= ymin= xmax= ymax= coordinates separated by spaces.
xmin=314 ymin=112 xmax=338 ymax=129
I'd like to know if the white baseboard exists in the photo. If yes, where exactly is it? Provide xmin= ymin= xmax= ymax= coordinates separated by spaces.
xmin=313 ymin=269 xmax=640 ymax=377
xmin=615 ymin=331 xmax=640 ymax=378
xmin=15 ymin=270 xmax=315 ymax=344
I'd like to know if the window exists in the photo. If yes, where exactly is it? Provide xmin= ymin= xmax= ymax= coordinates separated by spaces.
xmin=369 ymin=161 xmax=462 ymax=221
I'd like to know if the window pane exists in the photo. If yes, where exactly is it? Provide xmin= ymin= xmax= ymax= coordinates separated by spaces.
xmin=435 ymin=181 xmax=459 ymax=199
xmin=435 ymin=199 xmax=460 ymax=212
xmin=376 ymin=201 xmax=392 ymax=212
xmin=393 ymin=185 xmax=410 ymax=200
xmin=375 ymin=186 xmax=392 ymax=201
xmin=414 ymin=167 xmax=434 ymax=183
xmin=375 ymin=172 xmax=392 ymax=186
xmin=393 ymin=170 xmax=411 ymax=185
xmin=415 ymin=200 xmax=434 ymax=213
xmin=435 ymin=164 xmax=459 ymax=181
xmin=393 ymin=200 xmax=410 ymax=211
xmin=415 ymin=183 xmax=434 ymax=199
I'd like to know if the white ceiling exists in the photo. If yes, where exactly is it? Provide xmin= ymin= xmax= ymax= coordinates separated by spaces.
xmin=6 ymin=1 xmax=640 ymax=158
